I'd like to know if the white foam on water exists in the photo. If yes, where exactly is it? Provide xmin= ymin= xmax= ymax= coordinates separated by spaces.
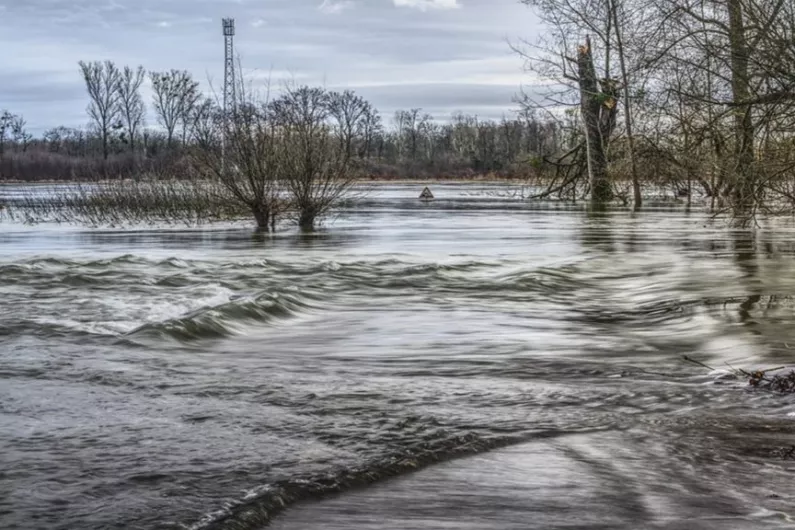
xmin=113 ymin=283 xmax=237 ymax=333
xmin=42 ymin=282 xmax=239 ymax=336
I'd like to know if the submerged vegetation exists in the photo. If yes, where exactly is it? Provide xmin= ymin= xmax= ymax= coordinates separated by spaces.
xmin=3 ymin=82 xmax=365 ymax=231
xmin=190 ymin=84 xmax=361 ymax=231
xmin=3 ymin=178 xmax=247 ymax=227
xmin=516 ymin=0 xmax=795 ymax=218
xmin=684 ymin=356 xmax=795 ymax=394
xmin=749 ymin=370 xmax=795 ymax=394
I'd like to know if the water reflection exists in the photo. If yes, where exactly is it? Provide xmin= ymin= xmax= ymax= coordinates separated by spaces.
xmin=580 ymin=208 xmax=615 ymax=253
xmin=732 ymin=231 xmax=761 ymax=330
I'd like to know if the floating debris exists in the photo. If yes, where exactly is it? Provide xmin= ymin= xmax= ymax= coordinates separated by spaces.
xmin=772 ymin=446 xmax=795 ymax=459
xmin=683 ymin=355 xmax=795 ymax=394
xmin=749 ymin=370 xmax=795 ymax=393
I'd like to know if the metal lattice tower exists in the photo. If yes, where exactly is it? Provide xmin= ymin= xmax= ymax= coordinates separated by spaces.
xmin=222 ymin=18 xmax=236 ymax=117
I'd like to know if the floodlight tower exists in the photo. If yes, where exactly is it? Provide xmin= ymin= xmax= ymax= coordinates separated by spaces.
xmin=222 ymin=18 xmax=236 ymax=117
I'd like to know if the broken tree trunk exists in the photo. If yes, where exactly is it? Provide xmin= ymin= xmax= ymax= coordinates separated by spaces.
xmin=578 ymin=35 xmax=614 ymax=204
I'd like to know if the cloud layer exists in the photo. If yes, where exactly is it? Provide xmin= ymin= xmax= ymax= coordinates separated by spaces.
xmin=0 ymin=0 xmax=543 ymax=133
xmin=393 ymin=0 xmax=461 ymax=11
xmin=319 ymin=0 xmax=355 ymax=14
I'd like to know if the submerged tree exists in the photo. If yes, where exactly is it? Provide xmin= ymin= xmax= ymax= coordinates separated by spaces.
xmin=518 ymin=0 xmax=795 ymax=215
xmin=271 ymin=86 xmax=359 ymax=231
xmin=646 ymin=0 xmax=795 ymax=214
xmin=578 ymin=36 xmax=615 ymax=203
xmin=191 ymin=96 xmax=284 ymax=232
xmin=514 ymin=0 xmax=620 ymax=204
xmin=189 ymin=82 xmax=359 ymax=232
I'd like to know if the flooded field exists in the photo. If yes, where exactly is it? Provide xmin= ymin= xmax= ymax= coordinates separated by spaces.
xmin=1 ymin=183 xmax=795 ymax=529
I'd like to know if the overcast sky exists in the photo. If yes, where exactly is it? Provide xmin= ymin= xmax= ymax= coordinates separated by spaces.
xmin=0 ymin=0 xmax=543 ymax=134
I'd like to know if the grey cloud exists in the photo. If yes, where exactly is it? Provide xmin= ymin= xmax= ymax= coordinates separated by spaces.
xmin=0 ymin=0 xmax=544 ymax=133
xmin=1 ymin=73 xmax=85 ymax=105
xmin=318 ymin=0 xmax=356 ymax=14
xmin=393 ymin=0 xmax=461 ymax=11
xmin=348 ymin=83 xmax=542 ymax=121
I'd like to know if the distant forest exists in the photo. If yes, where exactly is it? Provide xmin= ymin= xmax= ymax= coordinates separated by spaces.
xmin=0 ymin=62 xmax=561 ymax=183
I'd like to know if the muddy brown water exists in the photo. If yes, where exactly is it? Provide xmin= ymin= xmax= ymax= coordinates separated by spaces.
xmin=1 ymin=183 xmax=795 ymax=529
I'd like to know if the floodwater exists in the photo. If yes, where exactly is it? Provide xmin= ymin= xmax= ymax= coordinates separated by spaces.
xmin=1 ymin=183 xmax=795 ymax=530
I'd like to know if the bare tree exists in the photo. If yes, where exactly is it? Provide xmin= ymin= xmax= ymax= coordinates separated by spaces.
xmin=637 ymin=0 xmax=795 ymax=214
xmin=514 ymin=0 xmax=652 ymax=205
xmin=79 ymin=60 xmax=122 ymax=160
xmin=271 ymin=86 xmax=359 ymax=231
xmin=116 ymin=65 xmax=146 ymax=154
xmin=0 ymin=111 xmax=14 ymax=179
xmin=329 ymin=90 xmax=369 ymax=161
xmin=9 ymin=115 xmax=32 ymax=153
xmin=191 ymin=98 xmax=218 ymax=148
xmin=358 ymin=104 xmax=382 ymax=159
xmin=191 ymin=78 xmax=285 ymax=232
xmin=578 ymin=36 xmax=616 ymax=203
xmin=178 ymin=85 xmax=203 ymax=147
xmin=150 ymin=70 xmax=200 ymax=148
xmin=394 ymin=109 xmax=431 ymax=162
xmin=608 ymin=0 xmax=641 ymax=209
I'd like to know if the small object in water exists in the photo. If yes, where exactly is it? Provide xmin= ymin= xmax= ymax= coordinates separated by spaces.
xmin=419 ymin=187 xmax=434 ymax=201
xmin=677 ymin=188 xmax=690 ymax=197
xmin=773 ymin=445 xmax=795 ymax=459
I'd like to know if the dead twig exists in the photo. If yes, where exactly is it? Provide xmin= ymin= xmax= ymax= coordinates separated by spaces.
xmin=683 ymin=355 xmax=795 ymax=393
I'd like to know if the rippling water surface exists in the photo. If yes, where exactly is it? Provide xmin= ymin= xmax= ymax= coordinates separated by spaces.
xmin=2 ymin=184 xmax=795 ymax=529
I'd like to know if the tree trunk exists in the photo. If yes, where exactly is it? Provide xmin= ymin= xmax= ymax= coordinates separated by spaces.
xmin=578 ymin=36 xmax=613 ymax=204
xmin=727 ymin=0 xmax=755 ymax=209
xmin=609 ymin=0 xmax=641 ymax=210
xmin=102 ymin=130 xmax=109 ymax=161
xmin=298 ymin=210 xmax=315 ymax=232
xmin=252 ymin=204 xmax=271 ymax=232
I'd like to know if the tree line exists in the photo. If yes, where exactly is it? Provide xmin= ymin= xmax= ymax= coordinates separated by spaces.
xmin=0 ymin=60 xmax=563 ymax=183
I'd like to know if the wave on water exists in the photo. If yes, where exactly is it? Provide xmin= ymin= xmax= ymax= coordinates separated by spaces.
xmin=186 ymin=432 xmax=524 ymax=530
xmin=0 ymin=254 xmax=192 ymax=271
xmin=6 ymin=252 xmax=789 ymax=344
xmin=126 ymin=291 xmax=316 ymax=341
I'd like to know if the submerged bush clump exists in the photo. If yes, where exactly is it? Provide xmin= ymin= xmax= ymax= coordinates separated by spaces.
xmin=748 ymin=370 xmax=795 ymax=394
xmin=4 ymin=176 xmax=250 ymax=227
xmin=684 ymin=355 xmax=795 ymax=394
